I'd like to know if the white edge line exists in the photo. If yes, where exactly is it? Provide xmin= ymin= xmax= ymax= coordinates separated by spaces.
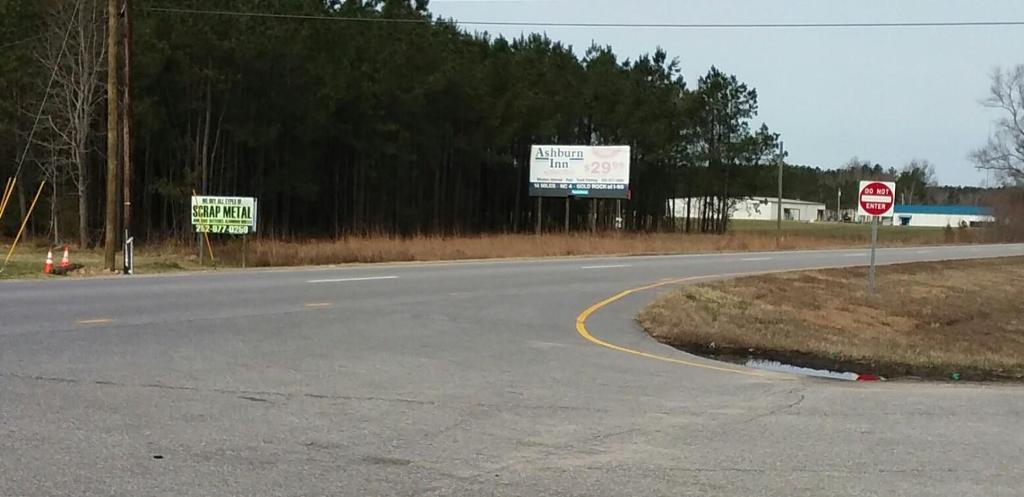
xmin=740 ymin=257 xmax=773 ymax=262
xmin=307 ymin=276 xmax=399 ymax=284
xmin=581 ymin=264 xmax=631 ymax=269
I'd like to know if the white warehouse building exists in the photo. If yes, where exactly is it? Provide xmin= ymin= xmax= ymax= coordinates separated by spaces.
xmin=669 ymin=196 xmax=827 ymax=223
xmin=892 ymin=205 xmax=995 ymax=228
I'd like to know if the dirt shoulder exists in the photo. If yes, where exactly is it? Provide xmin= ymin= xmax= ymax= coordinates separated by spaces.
xmin=638 ymin=257 xmax=1024 ymax=381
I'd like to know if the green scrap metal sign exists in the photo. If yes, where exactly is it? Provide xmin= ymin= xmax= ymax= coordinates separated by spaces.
xmin=191 ymin=196 xmax=257 ymax=234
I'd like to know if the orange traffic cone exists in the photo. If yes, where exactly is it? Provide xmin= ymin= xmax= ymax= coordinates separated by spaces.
xmin=61 ymin=245 xmax=70 ymax=269
xmin=44 ymin=249 xmax=54 ymax=274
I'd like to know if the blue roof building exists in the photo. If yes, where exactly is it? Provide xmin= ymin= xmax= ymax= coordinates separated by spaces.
xmin=893 ymin=205 xmax=993 ymax=216
xmin=891 ymin=205 xmax=995 ymax=227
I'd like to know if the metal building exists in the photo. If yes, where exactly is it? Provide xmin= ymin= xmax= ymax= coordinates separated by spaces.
xmin=891 ymin=205 xmax=995 ymax=228
xmin=669 ymin=196 xmax=827 ymax=223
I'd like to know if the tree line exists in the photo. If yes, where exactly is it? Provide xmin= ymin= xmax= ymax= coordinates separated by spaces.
xmin=1 ymin=0 xmax=1019 ymax=247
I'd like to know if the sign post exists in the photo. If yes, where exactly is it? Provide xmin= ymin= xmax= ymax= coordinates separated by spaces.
xmin=869 ymin=216 xmax=878 ymax=293
xmin=857 ymin=181 xmax=895 ymax=295
xmin=564 ymin=197 xmax=570 ymax=232
xmin=535 ymin=197 xmax=542 ymax=235
xmin=123 ymin=234 xmax=134 ymax=275
xmin=191 ymin=195 xmax=258 ymax=267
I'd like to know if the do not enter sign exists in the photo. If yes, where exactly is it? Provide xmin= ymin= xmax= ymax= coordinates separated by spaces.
xmin=858 ymin=180 xmax=896 ymax=218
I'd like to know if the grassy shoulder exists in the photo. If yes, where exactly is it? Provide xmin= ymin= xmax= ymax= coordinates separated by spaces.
xmin=638 ymin=257 xmax=1024 ymax=381
xmin=0 ymin=243 xmax=201 ymax=280
xmin=0 ymin=222 xmax=989 ymax=281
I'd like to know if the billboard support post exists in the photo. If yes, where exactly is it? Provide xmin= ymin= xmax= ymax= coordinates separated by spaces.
xmin=203 ymin=230 xmax=215 ymax=263
xmin=591 ymin=199 xmax=597 ymax=233
xmin=242 ymin=234 xmax=248 ymax=268
xmin=535 ymin=197 xmax=542 ymax=235
xmin=564 ymin=197 xmax=570 ymax=233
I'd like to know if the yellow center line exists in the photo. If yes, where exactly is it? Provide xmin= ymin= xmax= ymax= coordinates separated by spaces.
xmin=76 ymin=318 xmax=114 ymax=325
xmin=304 ymin=303 xmax=332 ymax=308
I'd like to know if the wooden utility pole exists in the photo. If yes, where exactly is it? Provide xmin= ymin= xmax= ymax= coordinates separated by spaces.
xmin=103 ymin=0 xmax=121 ymax=270
xmin=121 ymin=0 xmax=134 ymax=274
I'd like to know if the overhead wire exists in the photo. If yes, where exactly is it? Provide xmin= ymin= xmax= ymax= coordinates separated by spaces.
xmin=142 ymin=7 xmax=1024 ymax=29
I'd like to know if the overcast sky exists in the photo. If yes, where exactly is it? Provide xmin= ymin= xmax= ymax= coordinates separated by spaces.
xmin=428 ymin=0 xmax=1024 ymax=186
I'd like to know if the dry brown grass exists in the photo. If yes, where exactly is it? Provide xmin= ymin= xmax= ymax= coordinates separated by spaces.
xmin=242 ymin=232 xmax=828 ymax=266
xmin=638 ymin=257 xmax=1024 ymax=381
xmin=228 ymin=226 xmax=971 ymax=267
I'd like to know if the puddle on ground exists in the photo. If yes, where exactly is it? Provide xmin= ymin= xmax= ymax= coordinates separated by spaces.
xmin=745 ymin=359 xmax=861 ymax=381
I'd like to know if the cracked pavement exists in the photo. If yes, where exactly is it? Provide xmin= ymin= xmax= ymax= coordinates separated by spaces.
xmin=2 ymin=244 xmax=1024 ymax=496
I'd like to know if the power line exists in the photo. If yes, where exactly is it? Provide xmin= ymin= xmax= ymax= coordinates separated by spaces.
xmin=143 ymin=7 xmax=1024 ymax=29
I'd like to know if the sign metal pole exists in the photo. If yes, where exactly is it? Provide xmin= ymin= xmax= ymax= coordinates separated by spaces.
xmin=123 ymin=235 xmax=134 ymax=275
xmin=869 ymin=215 xmax=878 ymax=295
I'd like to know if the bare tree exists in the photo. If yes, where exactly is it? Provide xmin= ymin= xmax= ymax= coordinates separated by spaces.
xmin=36 ymin=0 xmax=106 ymax=248
xmin=972 ymin=66 xmax=1024 ymax=186
xmin=898 ymin=159 xmax=936 ymax=204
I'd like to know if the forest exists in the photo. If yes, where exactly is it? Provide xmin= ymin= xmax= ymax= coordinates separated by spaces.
xmin=0 ymin=0 xmax=959 ymax=246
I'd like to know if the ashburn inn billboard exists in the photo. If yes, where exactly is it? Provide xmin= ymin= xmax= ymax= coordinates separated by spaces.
xmin=529 ymin=145 xmax=631 ymax=199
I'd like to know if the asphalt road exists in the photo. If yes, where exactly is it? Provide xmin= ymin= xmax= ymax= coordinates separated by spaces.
xmin=2 ymin=243 xmax=1023 ymax=497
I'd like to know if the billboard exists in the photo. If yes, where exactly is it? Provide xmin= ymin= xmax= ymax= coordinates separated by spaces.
xmin=529 ymin=145 xmax=631 ymax=199
xmin=191 ymin=195 xmax=258 ymax=234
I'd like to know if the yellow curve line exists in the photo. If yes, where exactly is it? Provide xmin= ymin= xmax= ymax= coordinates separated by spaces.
xmin=574 ymin=276 xmax=770 ymax=377
xmin=575 ymin=259 xmax=930 ymax=376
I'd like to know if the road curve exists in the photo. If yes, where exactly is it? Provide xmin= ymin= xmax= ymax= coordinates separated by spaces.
xmin=2 ymin=244 xmax=1023 ymax=497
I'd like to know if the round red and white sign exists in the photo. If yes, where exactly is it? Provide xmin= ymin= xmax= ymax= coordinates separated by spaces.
xmin=858 ymin=181 xmax=894 ymax=217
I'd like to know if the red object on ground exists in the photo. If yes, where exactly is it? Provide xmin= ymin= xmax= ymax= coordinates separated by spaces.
xmin=856 ymin=374 xmax=882 ymax=382
xmin=43 ymin=249 xmax=54 ymax=274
